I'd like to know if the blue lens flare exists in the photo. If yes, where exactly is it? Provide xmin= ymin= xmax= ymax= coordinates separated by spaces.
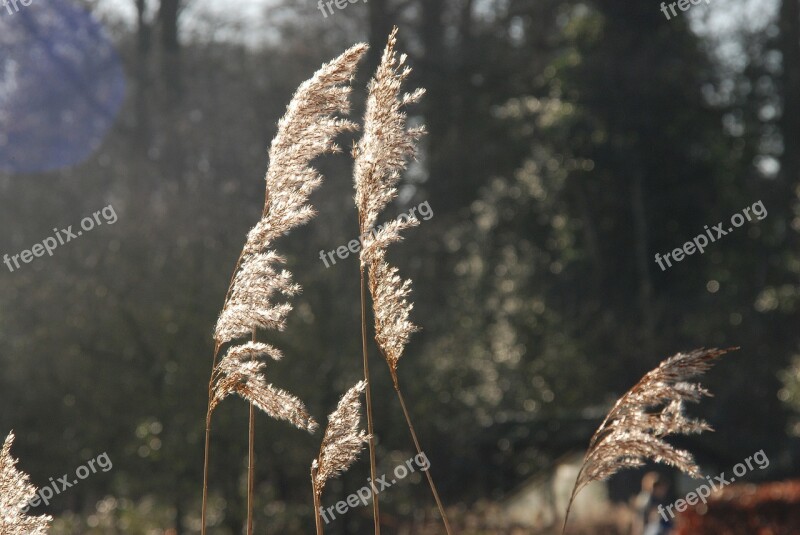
xmin=0 ymin=0 xmax=126 ymax=173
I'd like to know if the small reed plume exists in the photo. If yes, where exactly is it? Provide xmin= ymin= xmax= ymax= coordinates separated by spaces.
xmin=311 ymin=381 xmax=370 ymax=534
xmin=201 ymin=43 xmax=368 ymax=535
xmin=353 ymin=27 xmax=452 ymax=534
xmin=562 ymin=347 xmax=732 ymax=534
xmin=210 ymin=341 xmax=318 ymax=430
xmin=0 ymin=432 xmax=52 ymax=535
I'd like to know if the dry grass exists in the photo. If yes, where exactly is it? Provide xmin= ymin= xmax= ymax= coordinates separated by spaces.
xmin=311 ymin=381 xmax=370 ymax=534
xmin=352 ymin=27 xmax=452 ymax=534
xmin=201 ymin=43 xmax=368 ymax=535
xmin=351 ymin=26 xmax=427 ymax=534
xmin=562 ymin=347 xmax=733 ymax=533
xmin=354 ymin=27 xmax=426 ymax=375
xmin=0 ymin=432 xmax=52 ymax=535
xmin=193 ymin=27 xmax=731 ymax=535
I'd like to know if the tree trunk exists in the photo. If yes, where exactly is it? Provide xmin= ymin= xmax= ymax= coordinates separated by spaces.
xmin=419 ymin=0 xmax=449 ymax=204
xmin=780 ymin=0 xmax=800 ymax=187
xmin=134 ymin=0 xmax=151 ymax=152
xmin=158 ymin=0 xmax=184 ymax=184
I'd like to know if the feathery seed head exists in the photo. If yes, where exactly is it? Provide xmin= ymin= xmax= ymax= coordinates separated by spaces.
xmin=354 ymin=27 xmax=425 ymax=234
xmin=564 ymin=348 xmax=732 ymax=531
xmin=0 ymin=432 xmax=52 ymax=534
xmin=353 ymin=28 xmax=425 ymax=374
xmin=312 ymin=381 xmax=370 ymax=496
xmin=211 ymin=356 xmax=318 ymax=433
xmin=215 ymin=43 xmax=368 ymax=347
xmin=211 ymin=43 xmax=367 ymax=431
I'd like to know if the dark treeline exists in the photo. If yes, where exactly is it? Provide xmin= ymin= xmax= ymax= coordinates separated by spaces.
xmin=1 ymin=0 xmax=799 ymax=533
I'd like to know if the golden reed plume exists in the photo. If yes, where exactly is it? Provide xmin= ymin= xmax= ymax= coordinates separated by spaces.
xmin=311 ymin=381 xmax=370 ymax=534
xmin=353 ymin=28 xmax=452 ymax=534
xmin=562 ymin=347 xmax=733 ymax=533
xmin=354 ymin=28 xmax=426 ymax=374
xmin=0 ymin=432 xmax=51 ymax=535
xmin=202 ymin=43 xmax=368 ymax=535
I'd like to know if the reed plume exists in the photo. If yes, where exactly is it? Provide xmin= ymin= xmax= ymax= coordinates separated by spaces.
xmin=311 ymin=381 xmax=370 ymax=534
xmin=210 ymin=342 xmax=317 ymax=430
xmin=355 ymin=30 xmax=426 ymax=350
xmin=353 ymin=27 xmax=452 ymax=534
xmin=0 ymin=432 xmax=51 ymax=535
xmin=201 ymin=43 xmax=368 ymax=535
xmin=562 ymin=347 xmax=732 ymax=534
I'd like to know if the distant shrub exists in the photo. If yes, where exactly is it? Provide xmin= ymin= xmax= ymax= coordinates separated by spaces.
xmin=675 ymin=480 xmax=800 ymax=534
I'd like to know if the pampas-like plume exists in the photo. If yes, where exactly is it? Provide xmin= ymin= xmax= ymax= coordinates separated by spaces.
xmin=353 ymin=28 xmax=452 ymax=534
xmin=215 ymin=42 xmax=369 ymax=349
xmin=311 ymin=381 xmax=369 ymax=535
xmin=312 ymin=381 xmax=370 ymax=496
xmin=210 ymin=344 xmax=317 ymax=432
xmin=209 ymin=42 xmax=369 ymax=427
xmin=0 ymin=432 xmax=51 ymax=535
xmin=351 ymin=28 xmax=426 ymax=533
xmin=562 ymin=347 xmax=732 ymax=533
xmin=202 ymin=43 xmax=368 ymax=535
xmin=354 ymin=27 xmax=425 ymax=374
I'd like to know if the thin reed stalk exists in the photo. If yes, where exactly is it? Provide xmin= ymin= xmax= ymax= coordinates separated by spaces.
xmin=247 ymin=405 xmax=255 ymax=534
xmin=201 ymin=342 xmax=221 ymax=535
xmin=353 ymin=27 xmax=451 ymax=534
xmin=312 ymin=464 xmax=324 ymax=535
xmin=359 ymin=217 xmax=381 ymax=534
xmin=561 ymin=485 xmax=579 ymax=535
xmin=201 ymin=256 xmax=253 ymax=535
xmin=247 ymin=329 xmax=257 ymax=535
xmin=391 ymin=373 xmax=453 ymax=533
xmin=202 ymin=249 xmax=255 ymax=535
xmin=202 ymin=386 xmax=211 ymax=534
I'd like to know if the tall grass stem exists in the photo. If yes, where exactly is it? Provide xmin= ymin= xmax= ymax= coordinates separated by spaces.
xmin=392 ymin=374 xmax=452 ymax=534
xmin=360 ymin=266 xmax=381 ymax=534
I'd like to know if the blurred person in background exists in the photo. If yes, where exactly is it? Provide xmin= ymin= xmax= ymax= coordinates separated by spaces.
xmin=633 ymin=472 xmax=674 ymax=535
